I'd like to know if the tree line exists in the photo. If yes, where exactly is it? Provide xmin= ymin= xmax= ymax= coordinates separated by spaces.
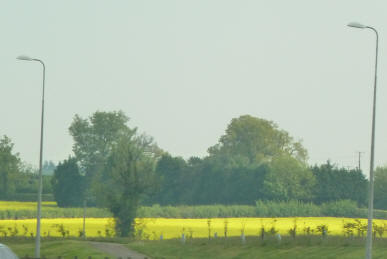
xmin=2 ymin=110 xmax=387 ymax=236
xmin=0 ymin=136 xmax=53 ymax=201
xmin=145 ymin=154 xmax=367 ymax=207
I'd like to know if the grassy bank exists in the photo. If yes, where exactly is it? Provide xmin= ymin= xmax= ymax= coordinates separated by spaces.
xmin=3 ymin=238 xmax=111 ymax=259
xmin=128 ymin=236 xmax=387 ymax=259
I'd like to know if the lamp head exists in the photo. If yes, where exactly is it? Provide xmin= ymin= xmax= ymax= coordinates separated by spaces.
xmin=16 ymin=55 xmax=33 ymax=61
xmin=347 ymin=22 xmax=367 ymax=29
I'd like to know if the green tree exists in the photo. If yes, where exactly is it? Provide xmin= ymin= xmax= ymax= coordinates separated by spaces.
xmin=0 ymin=136 xmax=21 ymax=199
xmin=204 ymin=115 xmax=311 ymax=203
xmin=14 ymin=163 xmax=52 ymax=196
xmin=263 ymin=154 xmax=315 ymax=201
xmin=375 ymin=166 xmax=387 ymax=210
xmin=69 ymin=111 xmax=136 ymax=203
xmin=152 ymin=154 xmax=190 ymax=205
xmin=311 ymin=162 xmax=367 ymax=205
xmin=51 ymin=157 xmax=85 ymax=207
xmin=190 ymin=159 xmax=268 ymax=205
xmin=14 ymin=163 xmax=36 ymax=194
xmin=96 ymin=133 xmax=158 ymax=237
xmin=69 ymin=111 xmax=135 ymax=177
xmin=208 ymin=115 xmax=307 ymax=168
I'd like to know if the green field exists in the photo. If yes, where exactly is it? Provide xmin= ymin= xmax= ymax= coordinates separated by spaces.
xmin=128 ymin=237 xmax=387 ymax=259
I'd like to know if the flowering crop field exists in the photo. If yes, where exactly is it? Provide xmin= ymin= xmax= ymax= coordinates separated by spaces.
xmin=1 ymin=201 xmax=387 ymax=240
xmin=0 ymin=218 xmax=113 ymax=238
xmin=1 ymin=217 xmax=387 ymax=239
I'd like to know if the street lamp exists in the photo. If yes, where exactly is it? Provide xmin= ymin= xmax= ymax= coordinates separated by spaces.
xmin=17 ymin=55 xmax=46 ymax=259
xmin=347 ymin=22 xmax=379 ymax=259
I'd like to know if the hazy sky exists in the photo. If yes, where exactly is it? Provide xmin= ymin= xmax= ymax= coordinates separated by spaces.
xmin=1 ymin=1 xmax=386 ymax=174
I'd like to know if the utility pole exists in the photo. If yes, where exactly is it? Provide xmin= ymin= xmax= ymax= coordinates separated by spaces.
xmin=357 ymin=151 xmax=364 ymax=171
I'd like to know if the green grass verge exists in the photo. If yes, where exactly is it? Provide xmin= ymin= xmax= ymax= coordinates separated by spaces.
xmin=4 ymin=236 xmax=387 ymax=259
xmin=127 ymin=236 xmax=387 ymax=259
xmin=3 ymin=238 xmax=111 ymax=259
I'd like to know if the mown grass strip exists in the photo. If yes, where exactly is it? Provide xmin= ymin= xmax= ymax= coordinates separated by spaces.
xmin=127 ymin=237 xmax=387 ymax=259
xmin=4 ymin=239 xmax=111 ymax=259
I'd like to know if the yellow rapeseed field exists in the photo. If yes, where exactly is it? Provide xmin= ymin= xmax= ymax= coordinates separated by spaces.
xmin=0 ymin=218 xmax=113 ymax=237
xmin=1 ymin=201 xmax=386 ymax=239
xmin=1 ymin=217 xmax=387 ymax=239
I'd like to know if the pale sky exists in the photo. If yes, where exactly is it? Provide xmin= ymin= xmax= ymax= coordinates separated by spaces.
xmin=1 ymin=1 xmax=387 ymax=174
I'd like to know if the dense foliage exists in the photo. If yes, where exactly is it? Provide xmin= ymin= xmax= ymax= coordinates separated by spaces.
xmin=96 ymin=133 xmax=159 ymax=236
xmin=207 ymin=115 xmax=308 ymax=166
xmin=374 ymin=166 xmax=387 ymax=210
xmin=69 ymin=111 xmax=136 ymax=204
xmin=51 ymin=157 xmax=85 ymax=207
xmin=146 ymin=115 xmax=368 ymax=206
xmin=0 ymin=135 xmax=53 ymax=201
xmin=310 ymin=162 xmax=367 ymax=206
xmin=138 ymin=200 xmax=373 ymax=218
xmin=68 ymin=111 xmax=161 ymax=236
xmin=148 ymin=157 xmax=366 ymax=207
xmin=0 ymin=136 xmax=21 ymax=199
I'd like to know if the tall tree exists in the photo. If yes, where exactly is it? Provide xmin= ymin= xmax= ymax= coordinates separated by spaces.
xmin=69 ymin=111 xmax=136 ymax=203
xmin=69 ymin=111 xmax=135 ymax=177
xmin=51 ymin=157 xmax=85 ymax=207
xmin=152 ymin=154 xmax=190 ymax=205
xmin=203 ymin=115 xmax=311 ymax=203
xmin=374 ymin=166 xmax=387 ymax=210
xmin=0 ymin=136 xmax=20 ymax=199
xmin=208 ymin=115 xmax=307 ymax=168
xmin=96 ymin=133 xmax=158 ymax=237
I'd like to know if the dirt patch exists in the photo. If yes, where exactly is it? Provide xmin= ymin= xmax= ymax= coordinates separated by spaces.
xmin=88 ymin=241 xmax=150 ymax=259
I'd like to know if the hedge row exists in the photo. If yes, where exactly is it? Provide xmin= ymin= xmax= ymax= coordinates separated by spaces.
xmin=0 ymin=207 xmax=112 ymax=219
xmin=137 ymin=200 xmax=382 ymax=219
xmin=1 ymin=200 xmax=386 ymax=219
xmin=4 ymin=193 xmax=54 ymax=202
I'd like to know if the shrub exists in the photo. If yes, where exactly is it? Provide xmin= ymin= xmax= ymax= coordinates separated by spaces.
xmin=321 ymin=200 xmax=360 ymax=217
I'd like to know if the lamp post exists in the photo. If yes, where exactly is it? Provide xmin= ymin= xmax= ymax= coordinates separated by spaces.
xmin=347 ymin=22 xmax=379 ymax=259
xmin=17 ymin=55 xmax=45 ymax=259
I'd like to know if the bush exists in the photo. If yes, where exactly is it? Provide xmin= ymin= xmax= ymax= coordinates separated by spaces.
xmin=5 ymin=193 xmax=54 ymax=202
xmin=321 ymin=200 xmax=361 ymax=217
xmin=255 ymin=200 xmax=321 ymax=217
